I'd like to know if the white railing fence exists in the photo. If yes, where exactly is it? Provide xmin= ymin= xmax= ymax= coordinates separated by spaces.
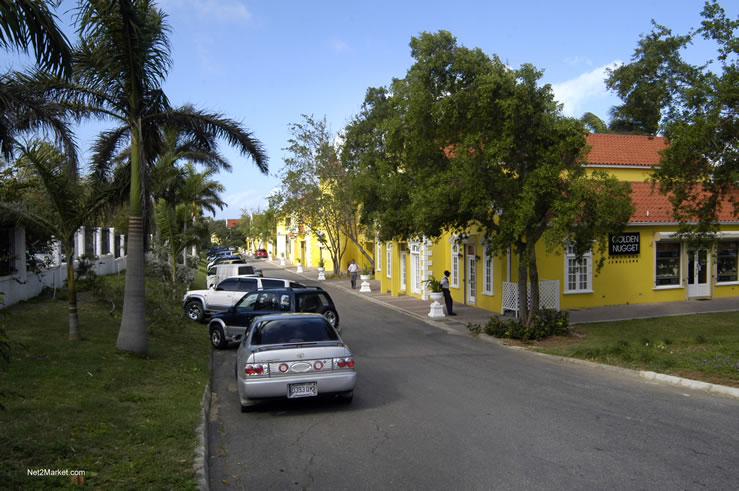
xmin=501 ymin=280 xmax=560 ymax=316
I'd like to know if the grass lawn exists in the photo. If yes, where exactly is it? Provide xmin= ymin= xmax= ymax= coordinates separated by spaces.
xmin=0 ymin=273 xmax=210 ymax=489
xmin=517 ymin=311 xmax=739 ymax=388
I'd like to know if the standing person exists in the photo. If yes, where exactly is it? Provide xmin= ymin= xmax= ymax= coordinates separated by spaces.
xmin=440 ymin=270 xmax=456 ymax=315
xmin=348 ymin=259 xmax=359 ymax=289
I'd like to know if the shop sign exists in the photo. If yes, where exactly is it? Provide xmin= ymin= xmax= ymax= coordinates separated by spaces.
xmin=609 ymin=233 xmax=640 ymax=255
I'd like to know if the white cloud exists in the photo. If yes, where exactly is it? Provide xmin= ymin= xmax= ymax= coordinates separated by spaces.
xmin=216 ymin=188 xmax=274 ymax=220
xmin=161 ymin=0 xmax=252 ymax=23
xmin=330 ymin=39 xmax=351 ymax=54
xmin=550 ymin=61 xmax=623 ymax=117
xmin=194 ymin=0 xmax=252 ymax=22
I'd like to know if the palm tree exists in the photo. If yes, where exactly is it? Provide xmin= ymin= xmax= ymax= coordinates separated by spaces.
xmin=0 ymin=0 xmax=75 ymax=162
xmin=66 ymin=1 xmax=267 ymax=356
xmin=0 ymin=140 xmax=109 ymax=340
xmin=154 ymin=162 xmax=226 ymax=281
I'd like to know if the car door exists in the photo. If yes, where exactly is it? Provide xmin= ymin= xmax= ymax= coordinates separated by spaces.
xmin=225 ymin=291 xmax=290 ymax=339
xmin=237 ymin=277 xmax=259 ymax=294
xmin=208 ymin=278 xmax=241 ymax=311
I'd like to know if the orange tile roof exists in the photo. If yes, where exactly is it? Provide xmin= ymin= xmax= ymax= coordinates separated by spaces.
xmin=586 ymin=133 xmax=668 ymax=167
xmin=226 ymin=219 xmax=241 ymax=228
xmin=629 ymin=182 xmax=738 ymax=224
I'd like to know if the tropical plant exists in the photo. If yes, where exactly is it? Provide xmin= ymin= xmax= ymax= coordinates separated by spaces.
xmin=0 ymin=141 xmax=110 ymax=340
xmin=55 ymin=0 xmax=268 ymax=356
xmin=0 ymin=0 xmax=75 ymax=162
xmin=425 ymin=276 xmax=442 ymax=293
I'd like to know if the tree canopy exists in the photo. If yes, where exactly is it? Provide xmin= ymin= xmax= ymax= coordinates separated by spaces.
xmin=606 ymin=0 xmax=738 ymax=236
xmin=346 ymin=31 xmax=634 ymax=323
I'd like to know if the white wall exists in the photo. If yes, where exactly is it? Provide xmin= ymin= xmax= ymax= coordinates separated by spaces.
xmin=0 ymin=227 xmax=126 ymax=309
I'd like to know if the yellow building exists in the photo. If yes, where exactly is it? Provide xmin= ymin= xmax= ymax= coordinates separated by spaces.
xmin=377 ymin=134 xmax=739 ymax=314
xmin=278 ymin=216 xmax=374 ymax=274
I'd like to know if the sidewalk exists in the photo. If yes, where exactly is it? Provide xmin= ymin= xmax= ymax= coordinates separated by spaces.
xmin=287 ymin=264 xmax=739 ymax=328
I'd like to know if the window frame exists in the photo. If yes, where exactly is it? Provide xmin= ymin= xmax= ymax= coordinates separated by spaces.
xmin=716 ymin=241 xmax=738 ymax=284
xmin=564 ymin=243 xmax=593 ymax=294
xmin=386 ymin=242 xmax=392 ymax=279
xmin=654 ymin=241 xmax=682 ymax=289
xmin=376 ymin=240 xmax=381 ymax=272
xmin=482 ymin=244 xmax=494 ymax=296
xmin=451 ymin=242 xmax=460 ymax=288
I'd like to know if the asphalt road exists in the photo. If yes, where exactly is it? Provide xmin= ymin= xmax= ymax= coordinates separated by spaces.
xmin=207 ymin=262 xmax=739 ymax=490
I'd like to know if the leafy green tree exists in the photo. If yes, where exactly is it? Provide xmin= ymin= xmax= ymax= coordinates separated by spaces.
xmin=0 ymin=141 xmax=110 ymax=340
xmin=277 ymin=114 xmax=375 ymax=274
xmin=349 ymin=31 xmax=633 ymax=324
xmin=57 ymin=0 xmax=268 ymax=356
xmin=606 ymin=1 xmax=738 ymax=236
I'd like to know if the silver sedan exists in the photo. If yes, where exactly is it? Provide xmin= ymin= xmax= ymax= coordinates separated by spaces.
xmin=235 ymin=313 xmax=357 ymax=411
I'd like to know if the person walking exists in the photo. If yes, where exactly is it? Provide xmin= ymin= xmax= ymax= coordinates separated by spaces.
xmin=348 ymin=259 xmax=359 ymax=289
xmin=440 ymin=270 xmax=456 ymax=315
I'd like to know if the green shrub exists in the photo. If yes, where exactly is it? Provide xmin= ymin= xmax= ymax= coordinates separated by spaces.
xmin=479 ymin=310 xmax=570 ymax=342
xmin=466 ymin=322 xmax=483 ymax=335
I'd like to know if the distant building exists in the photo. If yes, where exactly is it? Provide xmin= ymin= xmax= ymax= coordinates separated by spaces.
xmin=226 ymin=219 xmax=241 ymax=229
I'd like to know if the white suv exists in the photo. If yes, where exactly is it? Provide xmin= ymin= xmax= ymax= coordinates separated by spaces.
xmin=183 ymin=276 xmax=305 ymax=322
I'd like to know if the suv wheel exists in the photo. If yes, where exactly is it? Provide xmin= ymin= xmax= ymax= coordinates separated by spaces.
xmin=185 ymin=300 xmax=205 ymax=322
xmin=323 ymin=310 xmax=338 ymax=328
xmin=210 ymin=325 xmax=227 ymax=349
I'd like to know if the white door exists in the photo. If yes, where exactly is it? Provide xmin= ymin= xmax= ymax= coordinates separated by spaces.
xmin=467 ymin=245 xmax=477 ymax=304
xmin=400 ymin=251 xmax=407 ymax=291
xmin=687 ymin=249 xmax=710 ymax=297
xmin=411 ymin=244 xmax=421 ymax=294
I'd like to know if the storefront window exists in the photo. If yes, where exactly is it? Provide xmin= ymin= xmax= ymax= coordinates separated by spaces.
xmin=565 ymin=243 xmax=592 ymax=293
xmin=655 ymin=242 xmax=681 ymax=286
xmin=717 ymin=241 xmax=738 ymax=283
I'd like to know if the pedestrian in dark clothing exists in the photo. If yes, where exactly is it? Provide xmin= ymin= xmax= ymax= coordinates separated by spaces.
xmin=441 ymin=270 xmax=456 ymax=315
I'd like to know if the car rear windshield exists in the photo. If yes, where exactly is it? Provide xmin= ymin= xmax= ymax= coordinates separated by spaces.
xmin=252 ymin=317 xmax=339 ymax=345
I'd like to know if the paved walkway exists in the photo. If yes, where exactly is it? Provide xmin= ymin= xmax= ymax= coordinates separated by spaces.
xmin=286 ymin=264 xmax=739 ymax=331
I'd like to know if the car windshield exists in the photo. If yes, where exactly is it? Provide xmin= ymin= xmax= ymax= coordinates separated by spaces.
xmin=252 ymin=317 xmax=339 ymax=345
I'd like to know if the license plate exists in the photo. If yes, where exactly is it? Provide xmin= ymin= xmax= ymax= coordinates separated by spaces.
xmin=288 ymin=382 xmax=317 ymax=398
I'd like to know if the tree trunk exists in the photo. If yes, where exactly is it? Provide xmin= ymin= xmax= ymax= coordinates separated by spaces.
xmin=528 ymin=245 xmax=540 ymax=318
xmin=65 ymin=244 xmax=80 ymax=341
xmin=517 ymin=257 xmax=529 ymax=326
xmin=117 ymin=121 xmax=148 ymax=356
xmin=117 ymin=215 xmax=148 ymax=356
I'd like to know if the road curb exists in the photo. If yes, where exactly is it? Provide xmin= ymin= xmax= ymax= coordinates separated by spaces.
xmin=194 ymin=353 xmax=213 ymax=490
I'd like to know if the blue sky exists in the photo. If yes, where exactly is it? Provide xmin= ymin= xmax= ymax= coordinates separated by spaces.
xmin=1 ymin=0 xmax=716 ymax=220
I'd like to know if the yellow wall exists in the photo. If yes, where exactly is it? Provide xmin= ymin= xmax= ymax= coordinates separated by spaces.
xmin=377 ymin=224 xmax=739 ymax=314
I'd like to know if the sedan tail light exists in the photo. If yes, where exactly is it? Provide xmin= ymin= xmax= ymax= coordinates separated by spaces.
xmin=244 ymin=364 xmax=269 ymax=376
xmin=333 ymin=357 xmax=355 ymax=369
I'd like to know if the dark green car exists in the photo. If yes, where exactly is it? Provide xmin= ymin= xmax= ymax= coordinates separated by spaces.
xmin=207 ymin=287 xmax=340 ymax=349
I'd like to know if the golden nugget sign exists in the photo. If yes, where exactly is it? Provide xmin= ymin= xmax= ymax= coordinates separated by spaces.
xmin=609 ymin=233 xmax=640 ymax=255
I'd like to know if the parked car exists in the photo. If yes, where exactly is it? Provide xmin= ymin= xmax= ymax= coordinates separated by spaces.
xmin=254 ymin=248 xmax=268 ymax=258
xmin=235 ymin=313 xmax=356 ymax=411
xmin=206 ymin=263 xmax=262 ymax=289
xmin=207 ymin=254 xmax=243 ymax=270
xmin=183 ymin=277 xmax=305 ymax=322
xmin=208 ymin=287 xmax=339 ymax=349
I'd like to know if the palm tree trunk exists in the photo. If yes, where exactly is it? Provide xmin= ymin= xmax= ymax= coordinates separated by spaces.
xmin=117 ymin=122 xmax=148 ymax=356
xmin=65 ymin=244 xmax=80 ymax=341
xmin=117 ymin=215 xmax=147 ymax=355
